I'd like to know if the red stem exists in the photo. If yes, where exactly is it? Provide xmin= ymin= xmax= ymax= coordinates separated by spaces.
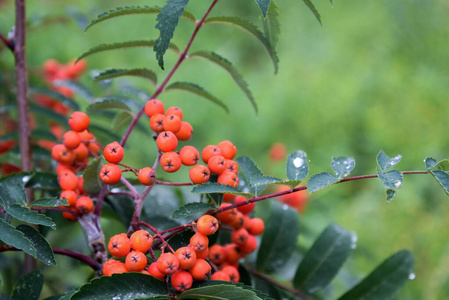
xmin=0 ymin=32 xmax=13 ymax=50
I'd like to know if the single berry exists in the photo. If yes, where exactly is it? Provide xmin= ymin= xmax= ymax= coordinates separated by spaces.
xmin=248 ymin=218 xmax=265 ymax=236
xmin=175 ymin=246 xmax=197 ymax=270
xmin=68 ymin=111 xmax=90 ymax=132
xmin=179 ymin=145 xmax=199 ymax=166
xmin=189 ymin=259 xmax=211 ymax=281
xmin=144 ymin=99 xmax=165 ymax=118
xmin=156 ymin=131 xmax=178 ymax=152
xmin=210 ymin=271 xmax=231 ymax=281
xmin=148 ymin=261 xmax=166 ymax=281
xmin=238 ymin=234 xmax=258 ymax=254
xmin=60 ymin=190 xmax=78 ymax=207
xmin=138 ymin=167 xmax=156 ymax=186
xmin=160 ymin=152 xmax=182 ymax=173
xmin=149 ymin=114 xmax=165 ymax=133
xmin=171 ymin=270 xmax=193 ymax=292
xmin=234 ymin=196 xmax=255 ymax=215
xmin=217 ymin=171 xmax=239 ymax=188
xmin=103 ymin=141 xmax=124 ymax=164
xmin=221 ymin=265 xmax=240 ymax=283
xmin=175 ymin=121 xmax=193 ymax=141
xmin=217 ymin=140 xmax=237 ymax=160
xmin=225 ymin=159 xmax=238 ymax=174
xmin=99 ymin=163 xmax=122 ymax=185
xmin=201 ymin=145 xmax=221 ymax=164
xmin=165 ymin=106 xmax=183 ymax=120
xmin=164 ymin=114 xmax=182 ymax=133
xmin=125 ymin=251 xmax=148 ymax=272
xmin=157 ymin=252 xmax=180 ymax=275
xmin=231 ymin=228 xmax=249 ymax=246
xmin=217 ymin=203 xmax=237 ymax=224
xmin=76 ymin=196 xmax=94 ymax=214
xmin=196 ymin=215 xmax=219 ymax=236
xmin=189 ymin=233 xmax=209 ymax=253
xmin=63 ymin=130 xmax=81 ymax=150
xmin=73 ymin=143 xmax=89 ymax=161
xmin=208 ymin=244 xmax=226 ymax=265
xmin=108 ymin=233 xmax=131 ymax=257
xmin=189 ymin=165 xmax=210 ymax=184
xmin=57 ymin=171 xmax=78 ymax=191
xmin=130 ymin=230 xmax=153 ymax=252
xmin=207 ymin=155 xmax=226 ymax=175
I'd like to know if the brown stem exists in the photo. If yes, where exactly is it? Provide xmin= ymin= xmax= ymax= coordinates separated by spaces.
xmin=78 ymin=214 xmax=107 ymax=277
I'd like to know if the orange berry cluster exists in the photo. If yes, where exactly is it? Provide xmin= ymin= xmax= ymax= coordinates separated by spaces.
xmin=51 ymin=111 xmax=100 ymax=220
xmin=42 ymin=58 xmax=87 ymax=98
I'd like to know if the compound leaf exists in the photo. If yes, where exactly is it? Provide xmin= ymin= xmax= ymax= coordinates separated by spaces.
xmin=237 ymin=156 xmax=266 ymax=195
xmin=204 ymin=16 xmax=279 ymax=73
xmin=286 ymin=150 xmax=309 ymax=181
xmin=300 ymin=0 xmax=322 ymax=25
xmin=377 ymin=169 xmax=403 ymax=202
xmin=338 ymin=250 xmax=414 ymax=300
xmin=16 ymin=225 xmax=56 ymax=266
xmin=189 ymin=51 xmax=257 ymax=113
xmin=332 ymin=156 xmax=356 ymax=180
xmin=82 ymin=157 xmax=103 ymax=195
xmin=262 ymin=0 xmax=280 ymax=51
xmin=377 ymin=150 xmax=402 ymax=172
xmin=307 ymin=172 xmax=339 ymax=193
xmin=165 ymin=82 xmax=228 ymax=112
xmin=29 ymin=197 xmax=68 ymax=208
xmin=93 ymin=68 xmax=157 ymax=85
xmin=5 ymin=204 xmax=56 ymax=229
xmin=172 ymin=202 xmax=216 ymax=219
xmin=0 ymin=218 xmax=36 ymax=258
xmin=11 ymin=270 xmax=44 ymax=300
xmin=294 ymin=223 xmax=356 ymax=293
xmin=154 ymin=0 xmax=189 ymax=69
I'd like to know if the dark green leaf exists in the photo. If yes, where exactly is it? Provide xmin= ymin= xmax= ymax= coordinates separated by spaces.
xmin=255 ymin=0 xmax=271 ymax=18
xmin=29 ymin=103 xmax=68 ymax=127
xmin=112 ymin=111 xmax=134 ymax=132
xmin=307 ymin=172 xmax=338 ymax=193
xmin=332 ymin=156 xmax=356 ymax=179
xmin=166 ymin=229 xmax=194 ymax=250
xmin=29 ymin=197 xmax=68 ymax=208
xmin=82 ymin=157 xmax=103 ymax=195
xmin=171 ymin=202 xmax=216 ymax=219
xmin=30 ymin=129 xmax=58 ymax=142
xmin=377 ymin=150 xmax=402 ymax=172
xmin=154 ymin=0 xmax=189 ymax=69
xmin=338 ymin=250 xmax=414 ymax=300
xmin=103 ymin=194 xmax=134 ymax=226
xmin=189 ymin=281 xmax=273 ymax=300
xmin=71 ymin=273 xmax=167 ymax=300
xmin=178 ymin=284 xmax=261 ymax=300
xmin=386 ymin=189 xmax=397 ymax=203
xmin=5 ymin=204 xmax=56 ymax=229
xmin=252 ymin=275 xmax=284 ymax=300
xmin=262 ymin=0 xmax=280 ymax=51
xmin=86 ymin=99 xmax=132 ymax=113
xmin=286 ymin=150 xmax=308 ymax=181
xmin=165 ymin=82 xmax=229 ymax=112
xmin=77 ymin=40 xmax=179 ymax=62
xmin=0 ymin=173 xmax=31 ymax=206
xmin=0 ymin=218 xmax=36 ymax=258
xmin=300 ymin=0 xmax=322 ymax=25
xmin=5 ymin=184 xmax=27 ymax=205
xmin=11 ymin=270 xmax=44 ymax=300
xmin=257 ymin=202 xmax=299 ymax=272
xmin=93 ymin=68 xmax=157 ymax=85
xmin=204 ymin=16 xmax=279 ymax=74
xmin=0 ymin=131 xmax=17 ymax=143
xmin=16 ymin=225 xmax=56 ymax=266
xmin=189 ymin=51 xmax=257 ymax=113
xmin=191 ymin=183 xmax=253 ymax=198
xmin=377 ymin=169 xmax=403 ymax=190
xmin=89 ymin=124 xmax=121 ymax=145
xmin=430 ymin=170 xmax=449 ymax=195
xmin=29 ymin=87 xmax=80 ymax=111
xmin=293 ymin=223 xmax=356 ymax=293
xmin=53 ymin=81 xmax=94 ymax=101
xmin=251 ymin=176 xmax=281 ymax=187
xmin=25 ymin=172 xmax=59 ymax=190
xmin=237 ymin=156 xmax=266 ymax=195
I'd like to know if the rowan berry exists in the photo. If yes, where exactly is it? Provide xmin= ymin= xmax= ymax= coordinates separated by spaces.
xmin=149 ymin=114 xmax=165 ymax=133
xmin=141 ymin=270 xmax=150 ymax=275
xmin=52 ymin=144 xmax=76 ymax=165
xmin=208 ymin=155 xmax=226 ymax=175
xmin=239 ymin=234 xmax=258 ymax=254
xmin=179 ymin=146 xmax=199 ymax=166
xmin=156 ymin=131 xmax=178 ymax=152
xmin=160 ymin=152 xmax=182 ymax=173
xmin=189 ymin=233 xmax=209 ymax=253
xmin=130 ymin=229 xmax=153 ymax=252
xmin=189 ymin=165 xmax=210 ymax=184
xmin=224 ymin=244 xmax=242 ymax=264
xmin=56 ymin=163 xmax=74 ymax=175
xmin=137 ymin=167 xmax=156 ymax=186
xmin=175 ymin=121 xmax=193 ymax=141
xmin=125 ymin=251 xmax=148 ymax=272
xmin=103 ymin=259 xmax=122 ymax=276
xmin=171 ymin=270 xmax=193 ymax=292
xmin=76 ymin=196 xmax=94 ymax=214
xmin=201 ymin=145 xmax=221 ymax=164
xmin=148 ymin=261 xmax=166 ymax=281
xmin=164 ymin=114 xmax=182 ymax=133
xmin=217 ymin=140 xmax=237 ymax=160
xmin=78 ymin=177 xmax=85 ymax=195
xmin=63 ymin=131 xmax=81 ymax=150
xmin=229 ymin=211 xmax=245 ymax=230
xmin=209 ymin=244 xmax=226 ymax=265
xmin=195 ymin=246 xmax=209 ymax=259
xmin=108 ymin=233 xmax=131 ymax=257
xmin=242 ymin=215 xmax=252 ymax=230
xmin=175 ymin=246 xmax=197 ymax=270
xmin=225 ymin=159 xmax=238 ymax=174
xmin=78 ymin=129 xmax=93 ymax=142
xmin=210 ymin=271 xmax=231 ymax=281
xmin=99 ymin=163 xmax=122 ymax=185
xmin=73 ymin=143 xmax=89 ymax=161
xmin=60 ymin=190 xmax=78 ymax=207
xmin=157 ymin=252 xmax=180 ymax=275
xmin=165 ymin=106 xmax=183 ymax=120
xmin=217 ymin=203 xmax=237 ymax=224
xmin=144 ymin=99 xmax=165 ymax=118
xmin=103 ymin=141 xmax=124 ymax=164
xmin=234 ymin=196 xmax=255 ymax=215
xmin=87 ymin=142 xmax=100 ymax=155
xmin=217 ymin=171 xmax=239 ymax=187
xmin=196 ymin=215 xmax=219 ymax=236
xmin=108 ymin=261 xmax=128 ymax=275
xmin=248 ymin=218 xmax=265 ymax=236
xmin=231 ymin=228 xmax=249 ymax=247
xmin=68 ymin=111 xmax=90 ymax=132
xmin=62 ymin=208 xmax=78 ymax=222
xmin=221 ymin=265 xmax=240 ymax=283
xmin=58 ymin=171 xmax=78 ymax=191
xmin=190 ymin=259 xmax=211 ymax=281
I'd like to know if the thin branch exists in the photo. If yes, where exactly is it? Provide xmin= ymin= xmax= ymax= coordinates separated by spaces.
xmin=0 ymin=32 xmax=13 ymax=51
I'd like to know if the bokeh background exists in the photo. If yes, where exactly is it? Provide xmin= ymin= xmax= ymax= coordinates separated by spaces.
xmin=1 ymin=0 xmax=449 ymax=299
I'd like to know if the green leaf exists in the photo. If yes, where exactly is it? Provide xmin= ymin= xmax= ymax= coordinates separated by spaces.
xmin=337 ymin=250 xmax=414 ymax=300
xmin=82 ymin=157 xmax=103 ymax=195
xmin=85 ymin=6 xmax=196 ymax=32
xmin=165 ymin=81 xmax=229 ymax=112
xmin=377 ymin=150 xmax=402 ymax=172
xmin=332 ymin=156 xmax=356 ymax=180
xmin=189 ymin=51 xmax=257 ymax=113
xmin=89 ymin=124 xmax=122 ymax=144
xmin=29 ymin=197 xmax=68 ymax=207
xmin=204 ymin=16 xmax=279 ymax=74
xmin=171 ymin=202 xmax=216 ymax=219
xmin=29 ymin=87 xmax=80 ymax=111
xmin=154 ymin=0 xmax=189 ymax=69
xmin=0 ymin=174 xmax=31 ymax=206
xmin=29 ymin=103 xmax=68 ymax=127
xmin=0 ymin=218 xmax=36 ymax=258
xmin=77 ymin=40 xmax=179 ymax=62
xmin=86 ymin=99 xmax=132 ymax=113
xmin=251 ymin=176 xmax=282 ymax=187
xmin=53 ymin=81 xmax=94 ymax=101
xmin=237 ymin=156 xmax=266 ymax=195
xmin=255 ymin=0 xmax=271 ymax=18
xmin=11 ymin=270 xmax=44 ymax=300
xmin=178 ymin=284 xmax=262 ymax=300
xmin=191 ymin=183 xmax=253 ymax=198
xmin=386 ymin=189 xmax=397 ymax=203
xmin=257 ymin=202 xmax=299 ymax=272
xmin=5 ymin=204 xmax=56 ymax=229
xmin=71 ymin=273 xmax=167 ymax=300
xmin=166 ymin=229 xmax=194 ymax=250
xmin=262 ymin=0 xmax=280 ymax=51
xmin=112 ymin=111 xmax=134 ymax=132
xmin=293 ymin=223 xmax=356 ymax=293
xmin=93 ymin=68 xmax=157 ymax=85
xmin=377 ymin=169 xmax=403 ymax=190
xmin=430 ymin=170 xmax=449 ymax=195
xmin=30 ymin=129 xmax=58 ymax=142
xmin=0 ymin=131 xmax=17 ymax=143
xmin=436 ymin=159 xmax=449 ymax=171
xmin=16 ymin=225 xmax=56 ymax=266
xmin=286 ymin=150 xmax=309 ymax=181
xmin=300 ymin=0 xmax=322 ymax=25
xmin=25 ymin=172 xmax=59 ymax=190
xmin=307 ymin=172 xmax=339 ymax=193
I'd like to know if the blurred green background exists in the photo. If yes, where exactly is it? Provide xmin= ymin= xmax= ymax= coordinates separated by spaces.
xmin=1 ymin=0 xmax=449 ymax=299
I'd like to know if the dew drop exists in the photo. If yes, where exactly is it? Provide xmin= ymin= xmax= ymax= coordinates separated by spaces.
xmin=282 ymin=204 xmax=289 ymax=211
xmin=293 ymin=157 xmax=304 ymax=168
xmin=394 ymin=181 xmax=402 ymax=188
xmin=111 ymin=188 xmax=120 ymax=193
xmin=22 ymin=175 xmax=31 ymax=183
xmin=408 ymin=273 xmax=416 ymax=280
xmin=112 ymin=295 xmax=122 ymax=300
